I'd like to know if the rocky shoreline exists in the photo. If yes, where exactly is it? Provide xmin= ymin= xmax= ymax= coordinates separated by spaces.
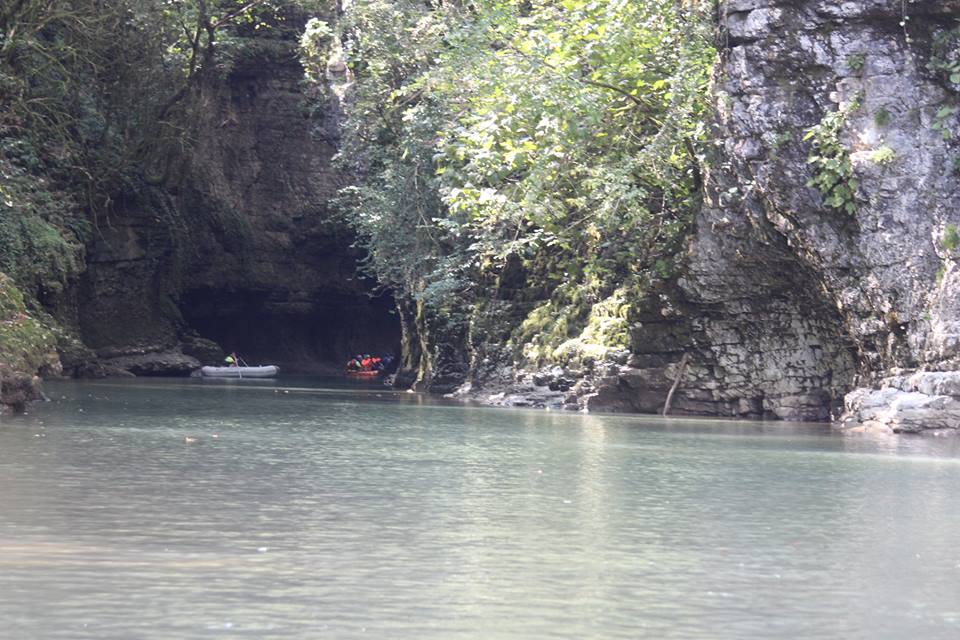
xmin=840 ymin=372 xmax=960 ymax=436
xmin=6 ymin=351 xmax=958 ymax=436
xmin=452 ymin=358 xmax=960 ymax=436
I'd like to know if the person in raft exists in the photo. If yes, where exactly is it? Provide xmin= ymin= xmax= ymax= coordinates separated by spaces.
xmin=224 ymin=352 xmax=239 ymax=367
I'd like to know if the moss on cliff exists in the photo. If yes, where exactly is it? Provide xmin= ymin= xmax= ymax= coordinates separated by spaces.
xmin=0 ymin=143 xmax=88 ymax=297
xmin=0 ymin=272 xmax=58 ymax=411
xmin=514 ymin=284 xmax=631 ymax=369
xmin=0 ymin=272 xmax=56 ymax=372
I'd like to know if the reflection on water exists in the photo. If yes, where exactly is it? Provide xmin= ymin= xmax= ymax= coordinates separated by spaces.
xmin=1 ymin=378 xmax=959 ymax=639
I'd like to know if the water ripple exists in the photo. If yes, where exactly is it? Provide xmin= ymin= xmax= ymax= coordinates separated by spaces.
xmin=1 ymin=378 xmax=959 ymax=639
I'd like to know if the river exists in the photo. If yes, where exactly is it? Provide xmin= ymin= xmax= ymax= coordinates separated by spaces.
xmin=1 ymin=378 xmax=959 ymax=639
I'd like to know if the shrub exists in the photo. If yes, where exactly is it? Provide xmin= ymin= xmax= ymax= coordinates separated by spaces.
xmin=803 ymin=98 xmax=861 ymax=214
xmin=943 ymin=223 xmax=960 ymax=251
xmin=869 ymin=145 xmax=896 ymax=166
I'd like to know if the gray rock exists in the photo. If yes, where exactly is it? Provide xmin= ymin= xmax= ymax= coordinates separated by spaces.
xmin=0 ymin=368 xmax=43 ymax=414
xmin=842 ymin=385 xmax=960 ymax=434
xmin=100 ymin=351 xmax=201 ymax=377
xmin=841 ymin=370 xmax=960 ymax=434
xmin=180 ymin=336 xmax=225 ymax=366
xmin=673 ymin=0 xmax=960 ymax=423
xmin=532 ymin=371 xmax=552 ymax=386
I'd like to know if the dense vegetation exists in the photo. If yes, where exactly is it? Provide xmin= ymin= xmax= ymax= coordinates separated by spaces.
xmin=302 ymin=0 xmax=715 ymax=379
xmin=3 ymin=0 xmax=715 ymax=394
xmin=0 ymin=272 xmax=54 ymax=375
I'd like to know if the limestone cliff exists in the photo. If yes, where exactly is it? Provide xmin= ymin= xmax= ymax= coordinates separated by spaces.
xmin=451 ymin=0 xmax=960 ymax=433
xmin=74 ymin=7 xmax=399 ymax=375
xmin=686 ymin=0 xmax=960 ymax=430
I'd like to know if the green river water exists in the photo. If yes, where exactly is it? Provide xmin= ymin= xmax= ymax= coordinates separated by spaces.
xmin=1 ymin=377 xmax=959 ymax=639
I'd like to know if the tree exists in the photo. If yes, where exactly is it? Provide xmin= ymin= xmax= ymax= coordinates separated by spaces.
xmin=313 ymin=0 xmax=715 ymax=366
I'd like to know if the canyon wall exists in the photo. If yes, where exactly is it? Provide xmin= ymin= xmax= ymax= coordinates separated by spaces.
xmin=7 ymin=0 xmax=960 ymax=434
xmin=682 ymin=0 xmax=960 ymax=430
xmin=73 ymin=7 xmax=399 ymax=376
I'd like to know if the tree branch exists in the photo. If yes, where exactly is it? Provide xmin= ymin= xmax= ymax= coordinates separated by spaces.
xmin=210 ymin=0 xmax=268 ymax=30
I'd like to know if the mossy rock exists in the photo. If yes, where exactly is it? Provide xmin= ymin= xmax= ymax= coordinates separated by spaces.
xmin=0 ymin=366 xmax=42 ymax=413
xmin=0 ymin=272 xmax=57 ymax=376
xmin=514 ymin=286 xmax=632 ymax=369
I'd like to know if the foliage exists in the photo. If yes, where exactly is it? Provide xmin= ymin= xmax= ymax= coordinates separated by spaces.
xmin=873 ymin=107 xmax=891 ymax=127
xmin=869 ymin=144 xmax=896 ymax=166
xmin=300 ymin=17 xmax=334 ymax=84
xmin=803 ymin=97 xmax=861 ymax=215
xmin=321 ymin=0 xmax=715 ymax=361
xmin=929 ymin=26 xmax=960 ymax=87
xmin=846 ymin=53 xmax=865 ymax=73
xmin=0 ymin=272 xmax=55 ymax=373
xmin=515 ymin=283 xmax=632 ymax=368
xmin=943 ymin=223 xmax=960 ymax=251
xmin=933 ymin=105 xmax=957 ymax=141
xmin=927 ymin=29 xmax=960 ymax=140
xmin=770 ymin=130 xmax=793 ymax=154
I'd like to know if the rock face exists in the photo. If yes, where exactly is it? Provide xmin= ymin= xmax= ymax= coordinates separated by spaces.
xmin=0 ymin=369 xmax=43 ymax=414
xmin=177 ymin=11 xmax=394 ymax=370
xmin=677 ymin=0 xmax=960 ymax=428
xmin=97 ymin=350 xmax=200 ymax=377
xmin=574 ymin=0 xmax=960 ymax=428
xmin=451 ymin=0 xmax=960 ymax=431
xmin=74 ymin=8 xmax=400 ymax=374
xmin=704 ymin=0 xmax=960 ymax=430
xmin=34 ymin=0 xmax=960 ymax=433
xmin=76 ymin=184 xmax=184 ymax=366
xmin=842 ymin=372 xmax=960 ymax=434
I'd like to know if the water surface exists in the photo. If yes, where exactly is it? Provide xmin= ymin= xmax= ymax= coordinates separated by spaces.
xmin=1 ymin=378 xmax=959 ymax=639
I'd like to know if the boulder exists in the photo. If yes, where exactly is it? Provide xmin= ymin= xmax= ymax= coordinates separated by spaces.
xmin=841 ymin=372 xmax=960 ymax=434
xmin=0 ymin=367 xmax=43 ymax=414
xmin=180 ymin=335 xmax=225 ymax=366
xmin=99 ymin=351 xmax=201 ymax=377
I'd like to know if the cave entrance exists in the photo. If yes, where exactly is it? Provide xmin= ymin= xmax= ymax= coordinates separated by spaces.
xmin=179 ymin=288 xmax=401 ymax=373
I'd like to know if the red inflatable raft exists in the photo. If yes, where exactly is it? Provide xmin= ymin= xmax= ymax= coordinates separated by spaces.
xmin=345 ymin=369 xmax=381 ymax=378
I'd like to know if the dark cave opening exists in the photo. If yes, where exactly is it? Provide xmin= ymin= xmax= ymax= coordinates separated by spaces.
xmin=179 ymin=287 xmax=402 ymax=373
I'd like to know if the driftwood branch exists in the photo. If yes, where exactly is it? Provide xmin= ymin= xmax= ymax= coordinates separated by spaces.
xmin=662 ymin=352 xmax=689 ymax=417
